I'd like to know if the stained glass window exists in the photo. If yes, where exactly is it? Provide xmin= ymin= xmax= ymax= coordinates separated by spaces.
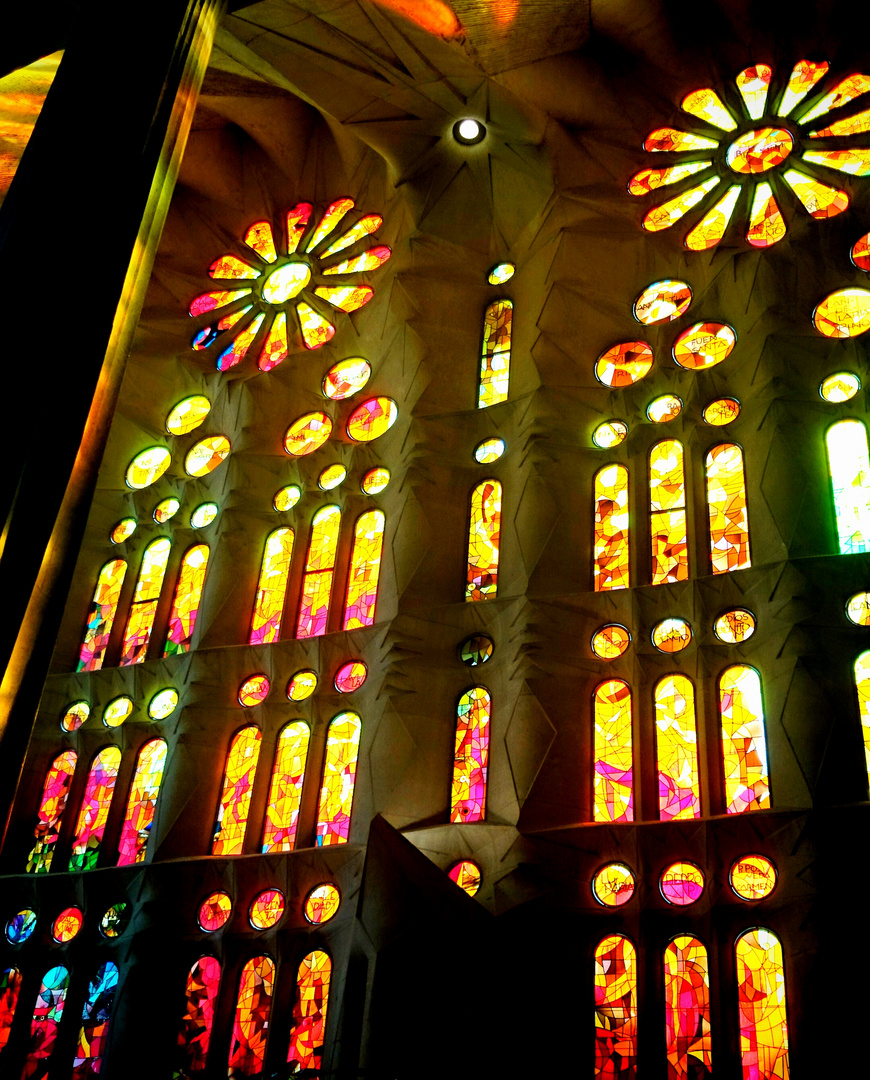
xmin=249 ymin=890 xmax=285 ymax=930
xmin=27 ymin=750 xmax=76 ymax=873
xmin=261 ymin=721 xmax=310 ymax=853
xmin=117 ymin=738 xmax=167 ymax=866
xmin=826 ymin=419 xmax=870 ymax=553
xmin=720 ymin=665 xmax=770 ymax=814
xmin=450 ymin=686 xmax=491 ymax=823
xmin=164 ymin=544 xmax=209 ymax=655
xmin=69 ymin=747 xmax=122 ymax=871
xmin=705 ymin=443 xmax=751 ymax=573
xmin=228 ymin=956 xmax=274 ymax=1077
xmin=594 ymin=465 xmax=630 ymax=591
xmin=592 ymin=863 xmax=635 ymax=907
xmin=249 ymin=528 xmax=295 ymax=646
xmin=731 ymin=855 xmax=777 ymax=900
xmin=52 ymin=907 xmax=83 ymax=943
xmin=177 ymin=956 xmax=221 ymax=1076
xmin=735 ymin=928 xmax=790 ymax=1080
xmin=650 ymin=440 xmax=688 ymax=585
xmin=466 ymin=480 xmax=502 ymax=602
xmin=593 ymin=679 xmax=633 ymax=822
xmin=342 ymin=510 xmax=385 ymax=630
xmin=23 ymin=965 xmax=69 ymax=1079
xmin=655 ymin=675 xmax=700 ymax=821
xmin=120 ymin=538 xmax=172 ymax=665
xmin=660 ymin=861 xmax=705 ymax=906
xmin=212 ymin=727 xmax=262 ymax=856
xmin=72 ymin=961 xmax=118 ymax=1079
xmin=346 ymin=397 xmax=398 ymax=442
xmin=664 ymin=936 xmax=713 ymax=1079
xmin=315 ymin=711 xmax=361 ymax=846
xmin=478 ymin=299 xmax=512 ymax=408
xmin=334 ymin=660 xmax=367 ymax=693
xmin=594 ymin=935 xmax=637 ymax=1078
xmin=853 ymin=651 xmax=870 ymax=782
xmin=447 ymin=861 xmax=481 ymax=897
xmin=297 ymin=506 xmax=341 ymax=638
xmin=0 ymin=967 xmax=22 ymax=1052
xmin=287 ymin=951 xmax=332 ymax=1075
xmin=77 ymin=559 xmax=127 ymax=671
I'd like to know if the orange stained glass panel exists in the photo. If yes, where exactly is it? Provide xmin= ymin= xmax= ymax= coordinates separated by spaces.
xmin=725 ymin=127 xmax=794 ymax=174
xmin=77 ymin=559 xmax=127 ymax=672
xmin=664 ymin=936 xmax=713 ymax=1080
xmin=465 ymin=480 xmax=502 ymax=602
xmin=814 ymin=289 xmax=870 ymax=338
xmin=644 ymin=128 xmax=718 ymax=152
xmin=287 ymin=951 xmax=332 ymax=1074
xmin=634 ymin=279 xmax=693 ymax=324
xmin=306 ymin=197 xmax=355 ymax=252
xmin=681 ymin=87 xmax=736 ymax=130
xmin=315 ymin=711 xmax=361 ymax=846
xmin=244 ymin=220 xmax=278 ymax=262
xmin=591 ymin=624 xmax=631 ymax=660
xmin=322 ymin=357 xmax=371 ymax=400
xmin=593 ymin=679 xmax=633 ymax=823
xmin=322 ymin=244 xmax=391 ymax=275
xmin=478 ymin=299 xmax=512 ymax=408
xmin=672 ymin=322 xmax=736 ymax=370
xmin=176 ymin=956 xmax=221 ymax=1076
xmin=720 ymin=665 xmax=770 ymax=814
xmin=799 ymin=71 xmax=870 ymax=124
xmin=450 ymin=686 xmax=491 ymax=823
xmin=228 ymin=955 xmax=274 ymax=1077
xmin=595 ymin=341 xmax=654 ymax=387
xmin=68 ymin=747 xmax=122 ymax=871
xmin=655 ymin=675 xmax=700 ymax=821
xmin=737 ymin=64 xmax=772 ymax=119
xmin=594 ymin=935 xmax=637 ymax=1077
xmin=703 ymin=398 xmax=741 ymax=426
xmin=808 ymin=107 xmax=870 ymax=138
xmin=296 ymin=301 xmax=335 ymax=350
xmin=313 ymin=284 xmax=374 ymax=312
xmin=782 ymin=169 xmax=848 ymax=218
xmin=208 ymin=253 xmax=259 ymax=280
xmin=119 ymin=538 xmax=172 ymax=666
xmin=322 ymin=212 xmax=383 ymax=256
xmin=342 ymin=510 xmax=386 ymax=630
xmin=592 ymin=863 xmax=635 ymax=908
xmin=853 ymin=652 xmax=870 ymax=783
xmin=285 ymin=203 xmax=313 ymax=254
xmin=117 ymin=739 xmax=167 ymax=866
xmin=448 ymin=861 xmax=481 ymax=897
xmin=628 ymin=161 xmax=711 ymax=196
xmin=261 ymin=721 xmax=310 ymax=853
xmin=803 ymin=148 xmax=870 ymax=177
xmin=650 ymin=440 xmax=688 ymax=585
xmin=594 ymin=464 xmax=630 ymax=592
xmin=643 ymin=176 xmax=721 ymax=232
xmin=297 ymin=506 xmax=341 ymax=638
xmin=706 ymin=443 xmax=751 ymax=574
xmin=285 ymin=412 xmax=333 ymax=456
xmin=747 ymin=183 xmax=786 ymax=248
xmin=258 ymin=311 xmax=288 ymax=371
xmin=346 ymin=397 xmax=398 ymax=442
xmin=736 ymin=929 xmax=790 ymax=1080
xmin=212 ymin=726 xmax=262 ymax=856
xmin=685 ymin=184 xmax=741 ymax=250
xmin=249 ymin=528 xmax=295 ymax=646
xmin=305 ymin=884 xmax=341 ymax=923
xmin=27 ymin=751 xmax=76 ymax=874
xmin=777 ymin=59 xmax=828 ymax=116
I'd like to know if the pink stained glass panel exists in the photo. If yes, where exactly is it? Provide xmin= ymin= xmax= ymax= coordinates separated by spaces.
xmin=450 ymin=687 xmax=491 ymax=823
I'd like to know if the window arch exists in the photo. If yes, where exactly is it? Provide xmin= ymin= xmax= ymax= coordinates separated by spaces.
xmin=296 ymin=506 xmax=341 ymax=638
xmin=23 ymin=964 xmax=69 ymax=1076
xmin=719 ymin=665 xmax=770 ymax=814
xmin=466 ymin=479 xmax=502 ymax=602
xmin=68 ymin=747 xmax=122 ymax=871
xmin=0 ymin=967 xmax=22 ymax=1052
xmin=664 ymin=935 xmax=712 ymax=1078
xmin=450 ymin=686 xmax=491 ymax=823
xmin=73 ymin=961 xmax=119 ymax=1078
xmin=826 ymin=418 xmax=870 ymax=553
xmin=735 ymin=928 xmax=790 ymax=1080
xmin=286 ymin=950 xmax=332 ymax=1074
xmin=594 ymin=934 xmax=637 ymax=1077
xmin=655 ymin=675 xmax=700 ymax=820
xmin=176 ymin=956 xmax=221 ymax=1077
xmin=261 ymin=721 xmax=310 ymax=853
xmin=212 ymin=726 xmax=262 ymax=856
xmin=478 ymin=298 xmax=512 ymax=408
xmin=164 ymin=543 xmax=210 ymax=655
xmin=315 ymin=711 xmax=361 ymax=846
xmin=117 ymin=738 xmax=168 ymax=866
xmin=249 ymin=527 xmax=294 ymax=646
xmin=853 ymin=651 xmax=870 ymax=782
xmin=228 ymin=955 xmax=274 ymax=1077
xmin=27 ymin=750 xmax=76 ymax=873
xmin=650 ymin=439 xmax=688 ymax=584
xmin=593 ymin=679 xmax=633 ymax=822
xmin=594 ymin=464 xmax=630 ymax=591
xmin=120 ymin=537 xmax=172 ymax=665
xmin=705 ymin=443 xmax=751 ymax=573
xmin=77 ymin=558 xmax=127 ymax=671
xmin=342 ymin=509 xmax=386 ymax=630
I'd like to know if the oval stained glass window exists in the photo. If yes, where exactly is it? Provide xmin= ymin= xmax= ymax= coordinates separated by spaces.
xmin=820 ymin=372 xmax=861 ymax=403
xmin=126 ymin=447 xmax=170 ymax=489
xmin=334 ymin=661 xmax=367 ymax=693
xmin=198 ymin=892 xmax=232 ymax=932
xmin=6 ymin=910 xmax=36 ymax=944
xmin=318 ymin=463 xmax=346 ymax=490
xmin=592 ymin=420 xmax=628 ymax=448
xmin=61 ymin=701 xmax=89 ymax=732
xmin=703 ymin=397 xmax=741 ymax=425
xmin=595 ymin=342 xmax=653 ymax=387
xmin=448 ymin=861 xmax=482 ymax=897
xmin=111 ymin=519 xmax=136 ymax=544
xmin=660 ymin=861 xmax=705 ymax=905
xmin=148 ymin=688 xmax=178 ymax=720
xmin=652 ymin=618 xmax=693 ymax=653
xmin=714 ymin=609 xmax=756 ymax=643
xmin=846 ymin=591 xmax=870 ymax=625
xmin=647 ymin=395 xmax=682 ymax=423
xmin=100 ymin=902 xmax=130 ymax=939
xmin=103 ymin=696 xmax=133 ymax=728
xmin=322 ymin=358 xmax=371 ymax=400
xmin=239 ymin=675 xmax=270 ymax=707
xmin=672 ymin=322 xmax=736 ymax=370
xmin=361 ymin=467 xmax=390 ymax=495
xmin=459 ymin=634 xmax=494 ymax=666
xmin=185 ymin=436 xmax=231 ymax=477
xmin=249 ymin=889 xmax=285 ymax=930
xmin=725 ymin=127 xmax=794 ymax=172
xmin=287 ymin=670 xmax=317 ymax=701
xmin=814 ymin=288 xmax=870 ymax=338
xmin=730 ymin=854 xmax=777 ymax=900
xmin=304 ymin=883 xmax=341 ymax=924
xmin=347 ymin=397 xmax=398 ymax=442
xmin=273 ymin=485 xmax=302 ymax=511
xmin=591 ymin=624 xmax=631 ymax=660
xmin=52 ymin=907 xmax=83 ymax=943
xmin=285 ymin=413 xmax=332 ymax=456
xmin=166 ymin=396 xmax=211 ymax=435
xmin=592 ymin=863 xmax=635 ymax=907
xmin=852 ymin=232 xmax=870 ymax=271
xmin=475 ymin=438 xmax=505 ymax=463
xmin=487 ymin=262 xmax=515 ymax=284
xmin=153 ymin=497 xmax=180 ymax=524
xmin=634 ymin=280 xmax=692 ymax=325
xmin=191 ymin=502 xmax=218 ymax=528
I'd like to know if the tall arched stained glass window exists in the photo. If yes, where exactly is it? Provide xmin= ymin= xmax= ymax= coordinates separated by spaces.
xmin=594 ymin=934 xmax=637 ymax=1078
xmin=466 ymin=479 xmax=502 ymax=602
xmin=77 ymin=559 xmax=127 ymax=671
xmin=315 ymin=711 xmax=361 ymax=846
xmin=296 ymin=506 xmax=341 ymax=638
xmin=164 ymin=544 xmax=210 ymax=655
xmin=27 ymin=750 xmax=76 ymax=873
xmin=72 ymin=961 xmax=119 ymax=1079
xmin=735 ymin=928 xmax=790 ymax=1080
xmin=478 ymin=299 xmax=512 ymax=408
xmin=287 ymin=950 xmax=332 ymax=1074
xmin=650 ymin=440 xmax=688 ymax=584
xmin=0 ymin=967 xmax=22 ymax=1052
xmin=593 ymin=679 xmax=633 ymax=822
xmin=117 ymin=738 xmax=168 ymax=866
xmin=23 ymin=965 xmax=69 ymax=1078
xmin=68 ymin=747 xmax=122 ymax=871
xmin=119 ymin=537 xmax=172 ymax=665
xmin=228 ymin=955 xmax=274 ymax=1078
xmin=826 ymin=419 xmax=870 ymax=553
xmin=719 ymin=665 xmax=770 ymax=814
xmin=249 ymin=528 xmax=294 ymax=646
xmin=176 ymin=957 xmax=221 ymax=1076
xmin=213 ymin=726 xmax=262 ymax=856
xmin=853 ymin=651 xmax=870 ymax=782
xmin=664 ymin=935 xmax=713 ymax=1079
xmin=655 ymin=675 xmax=700 ymax=821
xmin=450 ymin=686 xmax=491 ymax=823
xmin=261 ymin=721 xmax=310 ymax=853
xmin=342 ymin=509 xmax=385 ymax=630
xmin=594 ymin=464 xmax=630 ymax=591
xmin=705 ymin=443 xmax=751 ymax=574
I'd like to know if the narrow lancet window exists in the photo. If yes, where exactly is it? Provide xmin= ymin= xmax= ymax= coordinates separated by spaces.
xmin=478 ymin=299 xmax=512 ymax=408
xmin=735 ymin=928 xmax=790 ymax=1080
xmin=297 ymin=507 xmax=341 ymax=638
xmin=212 ymin=726 xmax=262 ymax=856
xmin=176 ymin=957 xmax=221 ymax=1076
xmin=853 ymin=651 xmax=870 ymax=782
xmin=23 ymin=965 xmax=70 ymax=1077
xmin=826 ymin=419 xmax=870 ymax=553
xmin=655 ymin=675 xmax=701 ymax=820
xmin=0 ymin=967 xmax=22 ymax=1052
xmin=664 ymin=936 xmax=713 ymax=1079
xmin=286 ymin=951 xmax=332 ymax=1074
xmin=77 ymin=559 xmax=127 ymax=671
xmin=594 ymin=935 xmax=637 ymax=1077
xmin=315 ymin=711 xmax=361 ymax=846
xmin=68 ymin=747 xmax=122 ymax=871
xmin=705 ymin=443 xmax=750 ymax=573
xmin=593 ymin=679 xmax=633 ymax=822
xmin=117 ymin=738 xmax=168 ymax=866
xmin=164 ymin=544 xmax=209 ymax=655
xmin=450 ymin=687 xmax=491 ymax=823
xmin=120 ymin=538 xmax=172 ymax=665
xmin=719 ymin=665 xmax=770 ymax=813
xmin=342 ymin=509 xmax=385 ymax=629
xmin=249 ymin=528 xmax=294 ymax=646
xmin=261 ymin=721 xmax=310 ymax=853
xmin=72 ymin=962 xmax=119 ymax=1079
xmin=466 ymin=480 xmax=502 ymax=602
xmin=27 ymin=750 xmax=76 ymax=873
xmin=650 ymin=440 xmax=688 ymax=584
xmin=594 ymin=465 xmax=630 ymax=591
xmin=228 ymin=956 xmax=274 ymax=1078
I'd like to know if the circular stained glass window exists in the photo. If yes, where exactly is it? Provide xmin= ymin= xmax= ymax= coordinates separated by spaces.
xmin=153 ymin=497 xmax=181 ymax=524
xmin=249 ymin=889 xmax=285 ymax=930
xmin=592 ymin=863 xmax=635 ymax=907
xmin=672 ymin=322 xmax=736 ymax=370
xmin=239 ymin=675 xmax=270 ymax=707
xmin=322 ymin=357 xmax=371 ymax=400
xmin=591 ymin=625 xmax=630 ymax=660
xmin=592 ymin=420 xmax=628 ymax=448
xmin=198 ymin=892 xmax=232 ymax=932
xmin=126 ymin=447 xmax=170 ymax=490
xmin=61 ymin=701 xmax=89 ymax=732
xmin=714 ymin=609 xmax=756 ymax=643
xmin=111 ymin=518 xmax=136 ymax=544
xmin=185 ymin=436 xmax=231 ymax=477
xmin=166 ymin=396 xmax=211 ymax=435
xmin=285 ymin=413 xmax=332 ymax=457
xmin=148 ymin=688 xmax=178 ymax=720
xmin=103 ymin=696 xmax=133 ymax=728
xmin=703 ymin=397 xmax=741 ymax=425
xmin=304 ymin=883 xmax=341 ymax=924
xmin=846 ymin=591 xmax=870 ymax=626
xmin=487 ymin=262 xmax=515 ymax=285
xmin=448 ymin=861 xmax=482 ymax=897
xmin=820 ymin=372 xmax=861 ymax=403
xmin=660 ymin=862 xmax=705 ymax=906
xmin=347 ymin=397 xmax=398 ymax=442
xmin=595 ymin=342 xmax=653 ymax=387
xmin=274 ymin=485 xmax=302 ymax=511
xmin=459 ymin=634 xmax=494 ymax=666
xmin=475 ymin=438 xmax=505 ymax=463
xmin=814 ymin=288 xmax=870 ymax=338
xmin=634 ymin=280 xmax=692 ymax=325
xmin=647 ymin=395 xmax=682 ymax=423
xmin=652 ymin=618 xmax=693 ymax=653
xmin=100 ymin=902 xmax=131 ymax=939
xmin=730 ymin=855 xmax=777 ymax=900
xmin=6 ymin=909 xmax=37 ymax=944
xmin=361 ymin=467 xmax=390 ymax=495
xmin=191 ymin=502 xmax=218 ymax=528
xmin=335 ymin=661 xmax=367 ymax=693
xmin=52 ymin=907 xmax=83 ymax=943
xmin=287 ymin=670 xmax=317 ymax=701
xmin=318 ymin=463 xmax=347 ymax=490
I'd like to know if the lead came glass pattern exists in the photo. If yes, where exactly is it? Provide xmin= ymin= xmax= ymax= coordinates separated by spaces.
xmin=120 ymin=538 xmax=172 ymax=665
xmin=720 ymin=665 xmax=771 ymax=814
xmin=77 ymin=559 xmax=127 ymax=671
xmin=466 ymin=480 xmax=502 ymax=602
xmin=228 ymin=956 xmax=274 ymax=1077
xmin=68 ymin=747 xmax=122 ymax=871
xmin=261 ymin=722 xmax=310 ymax=853
xmin=27 ymin=750 xmax=76 ymax=873
xmin=287 ymin=950 xmax=332 ymax=1074
xmin=826 ymin=419 xmax=870 ymax=552
xmin=23 ymin=965 xmax=69 ymax=1079
xmin=664 ymin=936 xmax=713 ymax=1079
xmin=164 ymin=544 xmax=210 ymax=655
xmin=650 ymin=440 xmax=689 ymax=584
xmin=0 ymin=967 xmax=22 ymax=1052
xmin=177 ymin=957 xmax=221 ymax=1076
xmin=249 ymin=528 xmax=295 ymax=646
xmin=450 ymin=687 xmax=491 ymax=823
xmin=478 ymin=299 xmax=512 ymax=408
xmin=736 ymin=929 xmax=790 ymax=1080
xmin=315 ymin=712 xmax=361 ymax=846
xmin=593 ymin=679 xmax=634 ymax=823
xmin=117 ymin=738 xmax=168 ymax=866
xmin=72 ymin=962 xmax=119 ymax=1080
xmin=706 ymin=443 xmax=751 ymax=573
xmin=854 ymin=651 xmax=870 ymax=783
xmin=594 ymin=465 xmax=630 ymax=591
xmin=655 ymin=675 xmax=701 ymax=820
xmin=297 ymin=507 xmax=341 ymax=638
xmin=594 ymin=934 xmax=637 ymax=1078
xmin=213 ymin=727 xmax=262 ymax=856
xmin=342 ymin=509 xmax=385 ymax=630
